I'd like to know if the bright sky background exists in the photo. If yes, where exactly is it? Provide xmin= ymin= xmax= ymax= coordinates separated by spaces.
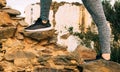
xmin=6 ymin=0 xmax=115 ymax=16
xmin=6 ymin=0 xmax=82 ymax=16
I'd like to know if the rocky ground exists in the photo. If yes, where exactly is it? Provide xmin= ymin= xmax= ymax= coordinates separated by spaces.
xmin=0 ymin=0 xmax=120 ymax=72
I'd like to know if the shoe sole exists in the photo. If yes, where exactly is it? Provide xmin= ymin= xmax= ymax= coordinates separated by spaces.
xmin=25 ymin=27 xmax=53 ymax=32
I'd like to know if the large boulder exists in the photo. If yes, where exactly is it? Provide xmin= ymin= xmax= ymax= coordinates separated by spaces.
xmin=22 ymin=29 xmax=56 ymax=41
xmin=78 ymin=59 xmax=120 ymax=72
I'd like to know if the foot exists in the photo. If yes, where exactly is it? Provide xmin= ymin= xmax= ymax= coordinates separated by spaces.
xmin=25 ymin=18 xmax=52 ymax=32
xmin=102 ymin=53 xmax=110 ymax=60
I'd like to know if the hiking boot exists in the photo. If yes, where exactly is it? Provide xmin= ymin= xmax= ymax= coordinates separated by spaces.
xmin=25 ymin=18 xmax=52 ymax=32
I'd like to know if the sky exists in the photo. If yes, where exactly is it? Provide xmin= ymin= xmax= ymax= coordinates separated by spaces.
xmin=6 ymin=0 xmax=82 ymax=16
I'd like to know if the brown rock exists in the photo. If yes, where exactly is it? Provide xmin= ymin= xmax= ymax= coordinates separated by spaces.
xmin=70 ymin=45 xmax=97 ymax=64
xmin=60 ymin=33 xmax=70 ymax=39
xmin=0 ymin=11 xmax=17 ymax=26
xmin=15 ymin=32 xmax=24 ymax=40
xmin=0 ymin=65 xmax=4 ymax=71
xmin=78 ymin=59 xmax=120 ymax=72
xmin=5 ymin=50 xmax=36 ymax=61
xmin=0 ymin=53 xmax=4 ymax=61
xmin=18 ymin=20 xmax=28 ymax=27
xmin=0 ymin=26 xmax=16 ymax=40
xmin=1 ymin=8 xmax=21 ymax=16
xmin=15 ymin=24 xmax=25 ymax=40
xmin=0 ymin=0 xmax=6 ymax=8
xmin=33 ymin=67 xmax=73 ymax=72
xmin=11 ymin=17 xmax=25 ymax=20
xmin=53 ymin=55 xmax=77 ymax=66
xmin=38 ymin=55 xmax=51 ymax=66
xmin=14 ymin=58 xmax=31 ymax=68
xmin=0 ymin=61 xmax=16 ymax=71
xmin=2 ymin=38 xmax=24 ymax=50
xmin=23 ymin=29 xmax=55 ymax=41
xmin=74 ymin=45 xmax=97 ymax=60
xmin=2 ymin=38 xmax=36 ymax=60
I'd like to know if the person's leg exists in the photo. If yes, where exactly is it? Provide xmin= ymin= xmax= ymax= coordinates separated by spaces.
xmin=25 ymin=0 xmax=52 ymax=32
xmin=82 ymin=0 xmax=111 ymax=60
xmin=40 ymin=0 xmax=52 ymax=21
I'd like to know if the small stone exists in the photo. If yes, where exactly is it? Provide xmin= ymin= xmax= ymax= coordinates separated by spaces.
xmin=14 ymin=58 xmax=31 ymax=68
xmin=18 ymin=20 xmax=28 ymax=27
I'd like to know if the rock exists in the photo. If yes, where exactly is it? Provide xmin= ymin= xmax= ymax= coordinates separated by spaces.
xmin=0 ymin=65 xmax=4 ymax=71
xmin=64 ymin=66 xmax=77 ymax=70
xmin=2 ymin=38 xmax=24 ymax=50
xmin=53 ymin=55 xmax=77 ymax=66
xmin=0 ymin=26 xmax=16 ymax=41
xmin=0 ymin=11 xmax=17 ymax=26
xmin=1 ymin=8 xmax=21 ymax=16
xmin=23 ymin=29 xmax=55 ymax=41
xmin=0 ymin=53 xmax=4 ymax=61
xmin=15 ymin=32 xmax=24 ymax=40
xmin=15 ymin=24 xmax=25 ymax=40
xmin=73 ymin=45 xmax=97 ymax=60
xmin=70 ymin=45 xmax=97 ymax=64
xmin=23 ymin=48 xmax=39 ymax=57
xmin=5 ymin=50 xmax=36 ymax=61
xmin=52 ymin=50 xmax=67 ymax=57
xmin=11 ymin=17 xmax=25 ymax=20
xmin=78 ymin=59 xmax=120 ymax=72
xmin=33 ymin=67 xmax=73 ymax=72
xmin=47 ymin=59 xmax=65 ymax=70
xmin=23 ymin=37 xmax=38 ymax=45
xmin=18 ymin=20 xmax=28 ymax=27
xmin=0 ymin=0 xmax=6 ymax=8
xmin=14 ymin=58 xmax=31 ymax=68
xmin=60 ymin=33 xmax=70 ymax=39
xmin=0 ymin=61 xmax=16 ymax=72
xmin=30 ymin=58 xmax=39 ymax=66
xmin=2 ymin=38 xmax=36 ymax=60
xmin=38 ymin=55 xmax=51 ymax=66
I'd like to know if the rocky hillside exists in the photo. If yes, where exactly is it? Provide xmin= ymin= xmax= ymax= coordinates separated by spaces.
xmin=0 ymin=0 xmax=120 ymax=72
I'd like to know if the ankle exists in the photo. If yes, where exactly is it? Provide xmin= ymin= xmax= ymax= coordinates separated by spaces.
xmin=102 ymin=53 xmax=110 ymax=60
xmin=42 ymin=20 xmax=48 ymax=24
